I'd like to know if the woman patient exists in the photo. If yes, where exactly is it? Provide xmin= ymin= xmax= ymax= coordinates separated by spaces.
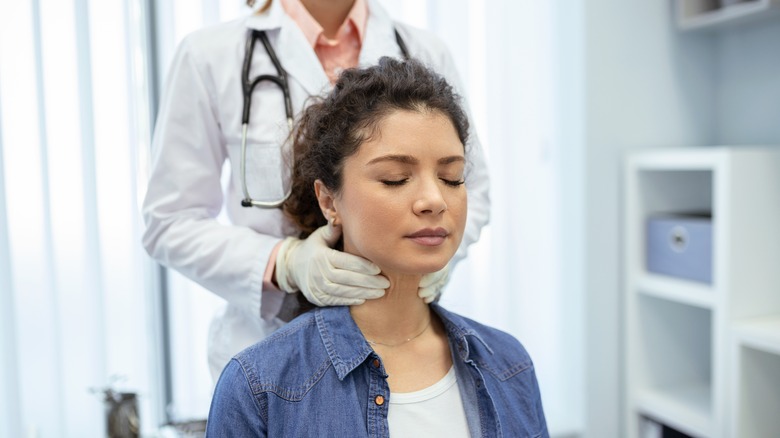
xmin=206 ymin=57 xmax=548 ymax=437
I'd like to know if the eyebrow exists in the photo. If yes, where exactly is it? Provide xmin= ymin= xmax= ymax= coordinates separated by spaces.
xmin=366 ymin=154 xmax=465 ymax=166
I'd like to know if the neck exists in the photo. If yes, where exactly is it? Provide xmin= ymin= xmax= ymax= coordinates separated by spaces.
xmin=300 ymin=0 xmax=356 ymax=39
xmin=350 ymin=273 xmax=431 ymax=345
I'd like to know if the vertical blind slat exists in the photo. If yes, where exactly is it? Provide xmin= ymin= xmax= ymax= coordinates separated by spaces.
xmin=2 ymin=0 xmax=68 ymax=436
xmin=0 ymin=53 xmax=23 ymax=438
xmin=91 ymin=0 xmax=154 ymax=420
xmin=1 ymin=0 xmax=163 ymax=434
xmin=39 ymin=0 xmax=104 ymax=434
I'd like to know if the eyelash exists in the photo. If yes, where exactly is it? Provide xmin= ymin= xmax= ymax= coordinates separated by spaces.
xmin=381 ymin=179 xmax=408 ymax=186
xmin=381 ymin=178 xmax=465 ymax=187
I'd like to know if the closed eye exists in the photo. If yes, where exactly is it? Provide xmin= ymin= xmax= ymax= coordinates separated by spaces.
xmin=381 ymin=179 xmax=408 ymax=186
xmin=442 ymin=178 xmax=465 ymax=187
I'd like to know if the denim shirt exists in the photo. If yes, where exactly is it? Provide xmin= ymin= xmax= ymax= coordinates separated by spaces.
xmin=206 ymin=304 xmax=548 ymax=437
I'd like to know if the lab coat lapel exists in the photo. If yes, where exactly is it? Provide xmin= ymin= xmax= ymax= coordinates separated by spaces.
xmin=276 ymin=14 xmax=331 ymax=97
xmin=360 ymin=0 xmax=405 ymax=66
xmin=246 ymin=2 xmax=330 ymax=98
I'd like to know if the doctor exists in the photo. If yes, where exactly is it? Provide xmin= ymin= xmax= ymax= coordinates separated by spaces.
xmin=142 ymin=0 xmax=490 ymax=381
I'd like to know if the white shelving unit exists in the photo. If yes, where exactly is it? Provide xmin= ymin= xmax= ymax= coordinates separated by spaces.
xmin=676 ymin=0 xmax=780 ymax=31
xmin=624 ymin=147 xmax=780 ymax=438
xmin=731 ymin=316 xmax=780 ymax=437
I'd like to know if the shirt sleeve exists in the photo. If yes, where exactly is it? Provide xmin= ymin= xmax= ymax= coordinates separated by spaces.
xmin=206 ymin=359 xmax=267 ymax=437
xmin=141 ymin=34 xmax=283 ymax=318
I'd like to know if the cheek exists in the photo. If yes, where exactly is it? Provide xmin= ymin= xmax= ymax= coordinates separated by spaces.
xmin=362 ymin=197 xmax=403 ymax=233
xmin=449 ymin=191 xmax=468 ymax=229
xmin=336 ymin=191 xmax=401 ymax=255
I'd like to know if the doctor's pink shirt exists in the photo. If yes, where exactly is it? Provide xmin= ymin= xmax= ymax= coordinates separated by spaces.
xmin=281 ymin=0 xmax=368 ymax=83
xmin=263 ymin=0 xmax=368 ymax=290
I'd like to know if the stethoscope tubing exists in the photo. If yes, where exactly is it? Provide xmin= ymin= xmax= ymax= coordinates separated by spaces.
xmin=240 ymin=27 xmax=410 ymax=208
xmin=240 ymin=30 xmax=294 ymax=208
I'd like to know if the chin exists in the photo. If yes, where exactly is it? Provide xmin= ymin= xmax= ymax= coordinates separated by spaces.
xmin=354 ymin=240 xmax=459 ymax=276
xmin=379 ymin=255 xmax=451 ymax=276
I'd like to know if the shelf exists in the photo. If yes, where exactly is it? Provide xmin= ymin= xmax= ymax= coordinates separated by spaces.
xmin=636 ymin=384 xmax=712 ymax=438
xmin=635 ymin=295 xmax=712 ymax=402
xmin=636 ymin=273 xmax=715 ymax=309
xmin=734 ymin=345 xmax=780 ymax=437
xmin=677 ymin=0 xmax=780 ymax=32
xmin=625 ymin=147 xmax=780 ymax=438
xmin=733 ymin=315 xmax=780 ymax=356
xmin=635 ymin=169 xmax=713 ymax=223
xmin=629 ymin=148 xmax=724 ymax=171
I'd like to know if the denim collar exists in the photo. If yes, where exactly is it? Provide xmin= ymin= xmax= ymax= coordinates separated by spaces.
xmin=314 ymin=304 xmax=493 ymax=381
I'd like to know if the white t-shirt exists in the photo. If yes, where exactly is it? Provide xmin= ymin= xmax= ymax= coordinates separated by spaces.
xmin=387 ymin=366 xmax=470 ymax=437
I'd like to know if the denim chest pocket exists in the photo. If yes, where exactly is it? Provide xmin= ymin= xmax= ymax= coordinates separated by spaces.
xmin=251 ymin=356 xmax=332 ymax=402
xmin=477 ymin=357 xmax=533 ymax=381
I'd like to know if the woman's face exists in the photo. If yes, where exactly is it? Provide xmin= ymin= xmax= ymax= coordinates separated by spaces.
xmin=325 ymin=109 xmax=467 ymax=276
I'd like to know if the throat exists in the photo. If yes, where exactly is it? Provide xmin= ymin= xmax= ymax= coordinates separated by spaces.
xmin=365 ymin=314 xmax=431 ymax=348
xmin=300 ymin=0 xmax=356 ymax=39
xmin=349 ymin=273 xmax=428 ymax=345
xmin=371 ymin=314 xmax=454 ymax=393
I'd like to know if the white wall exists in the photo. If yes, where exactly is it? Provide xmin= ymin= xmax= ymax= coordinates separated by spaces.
xmin=716 ymin=19 xmax=780 ymax=144
xmin=582 ymin=1 xmax=716 ymax=436
xmin=583 ymin=1 xmax=780 ymax=436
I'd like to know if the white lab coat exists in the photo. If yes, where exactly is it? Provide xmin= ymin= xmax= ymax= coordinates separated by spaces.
xmin=142 ymin=0 xmax=490 ymax=380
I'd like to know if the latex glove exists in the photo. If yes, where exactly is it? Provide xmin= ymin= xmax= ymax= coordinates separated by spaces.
xmin=418 ymin=264 xmax=450 ymax=304
xmin=275 ymin=223 xmax=389 ymax=306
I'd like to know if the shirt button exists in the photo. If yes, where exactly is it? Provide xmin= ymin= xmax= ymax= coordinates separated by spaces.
xmin=374 ymin=395 xmax=385 ymax=406
xmin=372 ymin=359 xmax=380 ymax=368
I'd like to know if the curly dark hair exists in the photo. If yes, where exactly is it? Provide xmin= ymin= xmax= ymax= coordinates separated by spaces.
xmin=282 ymin=57 xmax=470 ymax=238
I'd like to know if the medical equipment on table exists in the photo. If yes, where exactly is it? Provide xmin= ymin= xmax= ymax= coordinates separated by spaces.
xmin=239 ymin=28 xmax=410 ymax=208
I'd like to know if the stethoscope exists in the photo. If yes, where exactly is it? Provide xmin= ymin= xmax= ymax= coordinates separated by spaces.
xmin=240 ymin=28 xmax=411 ymax=208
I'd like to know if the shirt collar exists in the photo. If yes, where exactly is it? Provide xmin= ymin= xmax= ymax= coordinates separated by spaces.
xmin=315 ymin=304 xmax=492 ymax=381
xmin=245 ymin=0 xmax=288 ymax=31
xmin=280 ymin=0 xmax=368 ymax=48
xmin=314 ymin=306 xmax=375 ymax=381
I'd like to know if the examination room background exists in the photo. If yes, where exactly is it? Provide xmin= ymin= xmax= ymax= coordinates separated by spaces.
xmin=15 ymin=0 xmax=772 ymax=437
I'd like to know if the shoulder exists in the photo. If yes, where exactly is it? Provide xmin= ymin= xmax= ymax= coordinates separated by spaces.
xmin=173 ymin=18 xmax=246 ymax=66
xmin=393 ymin=22 xmax=454 ymax=69
xmin=393 ymin=22 xmax=449 ymax=56
xmin=234 ymin=309 xmax=319 ymax=368
xmin=388 ymin=21 xmax=466 ymax=98
xmin=230 ymin=311 xmax=332 ymax=400
xmin=434 ymin=306 xmax=535 ymax=380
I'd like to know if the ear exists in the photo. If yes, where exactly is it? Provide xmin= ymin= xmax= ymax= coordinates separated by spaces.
xmin=314 ymin=180 xmax=339 ymax=224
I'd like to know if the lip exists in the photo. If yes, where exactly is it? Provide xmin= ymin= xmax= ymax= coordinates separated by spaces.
xmin=405 ymin=228 xmax=449 ymax=246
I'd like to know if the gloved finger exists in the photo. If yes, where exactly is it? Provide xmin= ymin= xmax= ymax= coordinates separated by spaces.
xmin=311 ymin=222 xmax=342 ymax=247
xmin=419 ymin=270 xmax=446 ymax=288
xmin=326 ymin=268 xmax=390 ymax=289
xmin=327 ymin=250 xmax=382 ymax=275
xmin=323 ymin=285 xmax=387 ymax=300
xmin=418 ymin=284 xmax=439 ymax=301
xmin=417 ymin=288 xmax=439 ymax=304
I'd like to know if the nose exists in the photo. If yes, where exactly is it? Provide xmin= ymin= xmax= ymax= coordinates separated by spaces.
xmin=413 ymin=179 xmax=447 ymax=216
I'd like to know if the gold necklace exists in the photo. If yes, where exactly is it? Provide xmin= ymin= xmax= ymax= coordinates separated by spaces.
xmin=365 ymin=318 xmax=431 ymax=348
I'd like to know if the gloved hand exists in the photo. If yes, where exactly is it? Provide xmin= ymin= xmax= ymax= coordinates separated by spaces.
xmin=275 ymin=223 xmax=389 ymax=306
xmin=418 ymin=264 xmax=450 ymax=304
